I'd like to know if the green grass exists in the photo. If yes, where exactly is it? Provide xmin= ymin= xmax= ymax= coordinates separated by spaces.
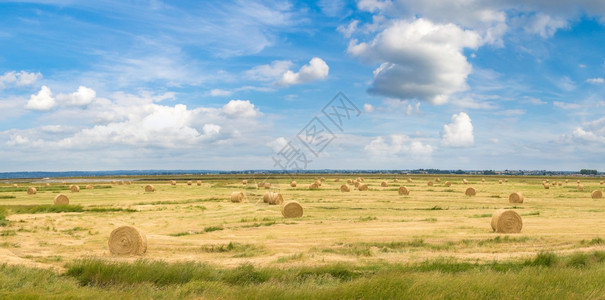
xmin=0 ymin=195 xmax=16 ymax=199
xmin=2 ymin=251 xmax=602 ymax=299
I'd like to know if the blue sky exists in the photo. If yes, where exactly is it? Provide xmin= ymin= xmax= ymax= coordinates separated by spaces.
xmin=1 ymin=0 xmax=604 ymax=172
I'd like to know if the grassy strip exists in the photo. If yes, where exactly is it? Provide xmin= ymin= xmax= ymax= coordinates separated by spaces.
xmin=0 ymin=205 xmax=137 ymax=215
xmin=2 ymin=254 xmax=605 ymax=298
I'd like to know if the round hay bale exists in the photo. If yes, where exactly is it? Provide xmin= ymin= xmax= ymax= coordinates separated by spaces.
xmin=170 ymin=180 xmax=177 ymax=186
xmin=230 ymin=191 xmax=244 ymax=202
xmin=108 ymin=226 xmax=147 ymax=256
xmin=358 ymin=177 xmax=364 ymax=182
xmin=491 ymin=210 xmax=523 ymax=233
xmin=340 ymin=184 xmax=351 ymax=192
xmin=463 ymin=179 xmax=468 ymax=184
xmin=577 ymin=184 xmax=584 ymax=191
xmin=144 ymin=184 xmax=155 ymax=192
xmin=263 ymin=192 xmax=271 ymax=203
xmin=504 ymin=179 xmax=509 ymax=182
xmin=508 ymin=192 xmax=524 ymax=203
xmin=427 ymin=181 xmax=433 ymax=186
xmin=481 ymin=178 xmax=485 ymax=182
xmin=61 ymin=181 xmax=67 ymax=185
xmin=600 ymin=181 xmax=603 ymax=185
xmin=257 ymin=182 xmax=265 ymax=188
xmin=543 ymin=183 xmax=550 ymax=189
xmin=27 ymin=187 xmax=37 ymax=195
xmin=197 ymin=180 xmax=202 ymax=186
xmin=12 ymin=184 xmax=18 ymax=187
xmin=545 ymin=179 xmax=549 ymax=183
xmin=552 ymin=181 xmax=557 ymax=186
xmin=111 ymin=180 xmax=116 ymax=185
xmin=264 ymin=183 xmax=272 ymax=189
xmin=381 ymin=181 xmax=388 ymax=187
xmin=577 ymin=180 xmax=581 ymax=184
xmin=45 ymin=183 xmax=50 ymax=187
xmin=565 ymin=179 xmax=569 ymax=183
xmin=118 ymin=181 xmax=124 ymax=185
xmin=242 ymin=180 xmax=248 ymax=185
xmin=465 ymin=187 xmax=476 ymax=196
xmin=393 ymin=179 xmax=399 ymax=182
xmin=444 ymin=181 xmax=452 ymax=187
xmin=407 ymin=178 xmax=413 ymax=183
xmin=398 ymin=186 xmax=410 ymax=195
xmin=354 ymin=181 xmax=360 ymax=188
xmin=290 ymin=181 xmax=297 ymax=187
xmin=334 ymin=178 xmax=340 ymax=182
xmin=347 ymin=179 xmax=353 ymax=184
xmin=70 ymin=185 xmax=80 ymax=193
xmin=320 ymin=177 xmax=326 ymax=182
xmin=281 ymin=201 xmax=303 ymax=218
xmin=309 ymin=183 xmax=320 ymax=190
xmin=358 ymin=184 xmax=368 ymax=191
xmin=592 ymin=190 xmax=603 ymax=199
xmin=266 ymin=192 xmax=284 ymax=205
xmin=498 ymin=180 xmax=503 ymax=184
xmin=435 ymin=178 xmax=441 ymax=182
xmin=126 ymin=181 xmax=132 ymax=185
xmin=187 ymin=181 xmax=192 ymax=186
xmin=54 ymin=194 xmax=69 ymax=205
xmin=558 ymin=182 xmax=563 ymax=186
xmin=86 ymin=185 xmax=94 ymax=189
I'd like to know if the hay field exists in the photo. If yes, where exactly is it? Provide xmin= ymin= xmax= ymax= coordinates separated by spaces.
xmin=2 ymin=175 xmax=604 ymax=271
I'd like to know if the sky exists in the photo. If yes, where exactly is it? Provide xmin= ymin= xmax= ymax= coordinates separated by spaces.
xmin=1 ymin=0 xmax=605 ymax=172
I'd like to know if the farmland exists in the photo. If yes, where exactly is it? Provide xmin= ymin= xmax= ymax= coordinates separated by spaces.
xmin=1 ymin=174 xmax=604 ymax=299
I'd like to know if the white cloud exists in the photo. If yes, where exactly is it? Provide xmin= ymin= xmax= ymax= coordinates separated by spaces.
xmin=349 ymin=18 xmax=481 ymax=104
xmin=0 ymin=70 xmax=42 ymax=89
xmin=209 ymin=89 xmax=233 ymax=97
xmin=267 ymin=137 xmax=288 ymax=152
xmin=523 ymin=13 xmax=568 ymax=38
xmin=25 ymin=86 xmax=56 ymax=111
xmin=202 ymin=123 xmax=221 ymax=136
xmin=364 ymin=134 xmax=433 ymax=157
xmin=553 ymin=101 xmax=581 ymax=109
xmin=363 ymin=103 xmax=374 ymax=113
xmin=245 ymin=60 xmax=293 ymax=82
xmin=586 ymin=77 xmax=604 ymax=84
xmin=522 ymin=97 xmax=547 ymax=105
xmin=357 ymin=0 xmax=391 ymax=13
xmin=56 ymin=86 xmax=96 ymax=106
xmin=451 ymin=96 xmax=497 ymax=109
xmin=222 ymin=100 xmax=259 ymax=118
xmin=441 ymin=112 xmax=474 ymax=147
xmin=570 ymin=116 xmax=605 ymax=144
xmin=277 ymin=57 xmax=329 ymax=86
xmin=337 ymin=20 xmax=359 ymax=38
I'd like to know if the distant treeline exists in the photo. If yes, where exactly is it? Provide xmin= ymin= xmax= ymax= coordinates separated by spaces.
xmin=1 ymin=168 xmax=600 ymax=180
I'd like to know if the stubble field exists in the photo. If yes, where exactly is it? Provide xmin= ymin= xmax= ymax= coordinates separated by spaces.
xmin=1 ymin=174 xmax=605 ymax=299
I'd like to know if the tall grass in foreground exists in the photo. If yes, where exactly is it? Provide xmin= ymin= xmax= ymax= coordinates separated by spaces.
xmin=1 ymin=251 xmax=604 ymax=299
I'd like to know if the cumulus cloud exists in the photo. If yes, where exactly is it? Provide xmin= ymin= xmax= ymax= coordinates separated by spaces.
xmin=5 ymin=91 xmax=267 ymax=151
xmin=586 ymin=77 xmax=604 ymax=84
xmin=357 ymin=0 xmax=391 ymax=13
xmin=571 ymin=116 xmax=605 ymax=144
xmin=222 ymin=100 xmax=260 ymax=118
xmin=209 ymin=89 xmax=233 ymax=97
xmin=56 ymin=86 xmax=96 ymax=106
xmin=245 ymin=60 xmax=293 ymax=82
xmin=349 ymin=18 xmax=481 ymax=104
xmin=0 ymin=70 xmax=42 ymax=89
xmin=441 ymin=112 xmax=474 ymax=147
xmin=364 ymin=134 xmax=433 ymax=157
xmin=25 ymin=86 xmax=56 ymax=111
xmin=277 ymin=57 xmax=329 ymax=87
xmin=363 ymin=103 xmax=374 ymax=113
